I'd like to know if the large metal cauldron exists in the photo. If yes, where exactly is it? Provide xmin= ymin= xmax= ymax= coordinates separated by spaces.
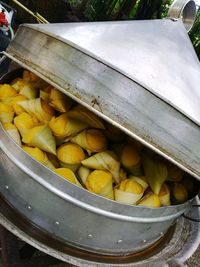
xmin=0 ymin=16 xmax=200 ymax=256
xmin=0 ymin=69 xmax=198 ymax=256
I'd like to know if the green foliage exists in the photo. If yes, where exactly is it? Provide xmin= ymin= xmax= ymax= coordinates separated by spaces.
xmin=189 ymin=8 xmax=200 ymax=60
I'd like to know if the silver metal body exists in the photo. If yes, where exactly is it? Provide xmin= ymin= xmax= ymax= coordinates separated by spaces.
xmin=0 ymin=19 xmax=200 ymax=255
xmin=0 ymin=194 xmax=199 ymax=266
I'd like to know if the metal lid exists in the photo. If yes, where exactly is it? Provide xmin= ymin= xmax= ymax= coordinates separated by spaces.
xmin=4 ymin=20 xmax=200 ymax=181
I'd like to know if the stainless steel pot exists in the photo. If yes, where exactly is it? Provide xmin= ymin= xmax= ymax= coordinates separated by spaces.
xmin=0 ymin=67 xmax=198 ymax=256
xmin=0 ymin=18 xmax=200 ymax=256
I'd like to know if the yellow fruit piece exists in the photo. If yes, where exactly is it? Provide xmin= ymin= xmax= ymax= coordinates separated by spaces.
xmin=49 ymin=113 xmax=88 ymax=139
xmin=119 ymin=179 xmax=143 ymax=194
xmin=49 ymin=87 xmax=73 ymax=112
xmin=23 ymin=145 xmax=46 ymax=162
xmin=129 ymin=176 xmax=149 ymax=190
xmin=54 ymin=168 xmax=82 ymax=187
xmin=119 ymin=168 xmax=127 ymax=182
xmin=0 ymin=84 xmax=17 ymax=100
xmin=3 ymin=123 xmax=22 ymax=146
xmin=71 ymin=129 xmax=107 ymax=153
xmin=138 ymin=192 xmax=161 ymax=208
xmin=142 ymin=153 xmax=167 ymax=195
xmin=81 ymin=150 xmax=120 ymax=184
xmin=121 ymin=144 xmax=140 ymax=167
xmin=18 ymin=98 xmax=54 ymax=122
xmin=0 ymin=102 xmax=13 ymax=113
xmin=23 ymin=145 xmax=56 ymax=170
xmin=11 ymin=78 xmax=24 ymax=92
xmin=19 ymin=81 xmax=38 ymax=99
xmin=47 ymin=153 xmax=60 ymax=168
xmin=86 ymin=170 xmax=114 ymax=200
xmin=67 ymin=104 xmax=105 ymax=129
xmin=22 ymin=124 xmax=56 ymax=155
xmin=57 ymin=143 xmax=85 ymax=171
xmin=172 ymin=183 xmax=188 ymax=204
xmin=11 ymin=94 xmax=27 ymax=115
xmin=78 ymin=166 xmax=91 ymax=185
xmin=158 ymin=183 xmax=171 ymax=206
xmin=0 ymin=103 xmax=14 ymax=123
xmin=14 ymin=112 xmax=39 ymax=137
xmin=40 ymin=90 xmax=50 ymax=102
xmin=121 ymin=143 xmax=142 ymax=176
xmin=23 ymin=70 xmax=39 ymax=82
xmin=114 ymin=180 xmax=144 ymax=205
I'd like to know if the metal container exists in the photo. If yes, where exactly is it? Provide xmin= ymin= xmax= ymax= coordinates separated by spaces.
xmin=0 ymin=17 xmax=200 ymax=256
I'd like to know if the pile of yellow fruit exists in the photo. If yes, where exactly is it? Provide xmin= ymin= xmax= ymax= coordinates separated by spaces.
xmin=0 ymin=69 xmax=196 ymax=208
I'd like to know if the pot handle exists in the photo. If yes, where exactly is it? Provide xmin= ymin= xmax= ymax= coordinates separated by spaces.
xmin=168 ymin=0 xmax=197 ymax=32
xmin=183 ymin=205 xmax=200 ymax=222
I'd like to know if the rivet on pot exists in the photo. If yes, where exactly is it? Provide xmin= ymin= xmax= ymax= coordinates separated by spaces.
xmin=5 ymin=185 xmax=9 ymax=190
xmin=117 ymin=239 xmax=123 ymax=244
xmin=88 ymin=234 xmax=93 ymax=238
xmin=27 ymin=205 xmax=32 ymax=210
xmin=143 ymin=239 xmax=146 ymax=243
xmin=55 ymin=221 xmax=60 ymax=225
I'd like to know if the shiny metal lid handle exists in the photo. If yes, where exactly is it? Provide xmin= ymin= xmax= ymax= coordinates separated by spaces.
xmin=168 ymin=0 xmax=197 ymax=32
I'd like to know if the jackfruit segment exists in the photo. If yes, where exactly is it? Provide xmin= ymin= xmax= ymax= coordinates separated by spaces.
xmin=137 ymin=192 xmax=161 ymax=208
xmin=119 ymin=168 xmax=127 ymax=182
xmin=11 ymin=94 xmax=27 ymax=115
xmin=71 ymin=129 xmax=107 ymax=152
xmin=54 ymin=168 xmax=82 ymax=187
xmin=78 ymin=166 xmax=91 ymax=185
xmin=158 ymin=184 xmax=171 ymax=206
xmin=0 ymin=103 xmax=14 ymax=123
xmin=40 ymin=90 xmax=50 ymax=102
xmin=85 ymin=170 xmax=114 ymax=200
xmin=129 ymin=176 xmax=149 ymax=190
xmin=0 ymin=96 xmax=15 ymax=105
xmin=3 ymin=123 xmax=22 ymax=146
xmin=81 ymin=150 xmax=120 ymax=184
xmin=11 ymin=78 xmax=23 ymax=92
xmin=22 ymin=124 xmax=56 ymax=155
xmin=23 ymin=146 xmax=55 ymax=170
xmin=115 ymin=179 xmax=143 ymax=205
xmin=57 ymin=143 xmax=85 ymax=165
xmin=14 ymin=112 xmax=39 ymax=137
xmin=172 ymin=183 xmax=188 ymax=204
xmin=23 ymin=70 xmax=39 ymax=83
xmin=46 ymin=153 xmax=60 ymax=169
xmin=142 ymin=153 xmax=168 ymax=195
xmin=121 ymin=144 xmax=142 ymax=176
xmin=67 ymin=104 xmax=105 ymax=129
xmin=49 ymin=88 xmax=73 ymax=112
xmin=166 ymin=163 xmax=183 ymax=182
xmin=19 ymin=81 xmax=38 ymax=99
xmin=0 ymin=84 xmax=17 ymax=99
xmin=49 ymin=113 xmax=88 ymax=139
xmin=18 ymin=98 xmax=54 ymax=122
